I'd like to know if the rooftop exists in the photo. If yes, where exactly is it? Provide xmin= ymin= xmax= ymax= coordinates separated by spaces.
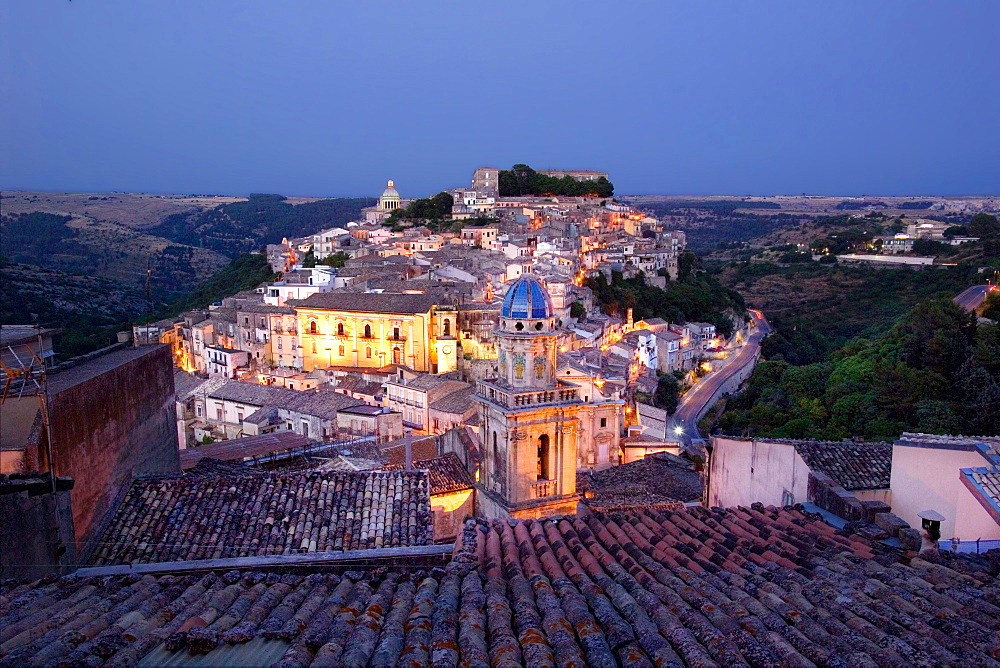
xmin=383 ymin=453 xmax=474 ymax=495
xmin=792 ymin=439 xmax=893 ymax=490
xmin=6 ymin=506 xmax=1000 ymax=666
xmin=578 ymin=451 xmax=703 ymax=509
xmin=89 ymin=469 xmax=432 ymax=565
xmin=178 ymin=432 xmax=312 ymax=470
xmin=293 ymin=291 xmax=437 ymax=315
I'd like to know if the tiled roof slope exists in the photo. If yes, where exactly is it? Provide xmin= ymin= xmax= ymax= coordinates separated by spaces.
xmin=792 ymin=439 xmax=892 ymax=490
xmin=5 ymin=507 xmax=1000 ymax=666
xmin=89 ymin=470 xmax=432 ymax=565
xmin=579 ymin=451 xmax=703 ymax=508
xmin=384 ymin=453 xmax=475 ymax=495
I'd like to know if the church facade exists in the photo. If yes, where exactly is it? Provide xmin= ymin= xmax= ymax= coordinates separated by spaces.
xmin=472 ymin=275 xmax=623 ymax=519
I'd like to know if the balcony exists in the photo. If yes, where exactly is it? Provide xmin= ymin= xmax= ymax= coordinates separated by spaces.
xmin=387 ymin=335 xmax=407 ymax=342
xmin=475 ymin=381 xmax=579 ymax=410
xmin=531 ymin=479 xmax=557 ymax=499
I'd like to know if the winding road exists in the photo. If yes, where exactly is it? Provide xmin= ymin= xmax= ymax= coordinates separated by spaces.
xmin=954 ymin=285 xmax=993 ymax=312
xmin=668 ymin=310 xmax=770 ymax=448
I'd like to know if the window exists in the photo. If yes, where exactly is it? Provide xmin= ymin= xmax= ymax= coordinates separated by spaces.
xmin=393 ymin=347 xmax=401 ymax=364
xmin=237 ymin=412 xmax=244 ymax=423
xmin=277 ymin=339 xmax=282 ymax=350
xmin=537 ymin=434 xmax=550 ymax=481
xmin=366 ymin=346 xmax=372 ymax=359
xmin=309 ymin=320 xmax=318 ymax=334
xmin=301 ymin=421 xmax=309 ymax=438
xmin=782 ymin=490 xmax=794 ymax=507
xmin=393 ymin=326 xmax=400 ymax=340
xmin=216 ymin=408 xmax=223 ymax=420
xmin=337 ymin=322 xmax=345 ymax=336
xmin=364 ymin=324 xmax=372 ymax=338
xmin=196 ymin=405 xmax=202 ymax=417
xmin=600 ymin=417 xmax=607 ymax=428
xmin=443 ymin=319 xmax=451 ymax=336
xmin=311 ymin=342 xmax=317 ymax=354
xmin=338 ymin=345 xmax=345 ymax=356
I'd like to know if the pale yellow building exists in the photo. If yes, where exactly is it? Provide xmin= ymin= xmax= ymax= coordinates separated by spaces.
xmin=294 ymin=292 xmax=457 ymax=374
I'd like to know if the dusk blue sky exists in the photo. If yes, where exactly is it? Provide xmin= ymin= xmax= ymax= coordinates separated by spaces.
xmin=2 ymin=1 xmax=998 ymax=198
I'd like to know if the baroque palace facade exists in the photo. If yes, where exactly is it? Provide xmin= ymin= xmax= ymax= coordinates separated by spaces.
xmin=294 ymin=292 xmax=459 ymax=373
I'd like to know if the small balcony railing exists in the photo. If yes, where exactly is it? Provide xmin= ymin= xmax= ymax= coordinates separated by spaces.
xmin=475 ymin=381 xmax=579 ymax=409
xmin=531 ymin=479 xmax=557 ymax=499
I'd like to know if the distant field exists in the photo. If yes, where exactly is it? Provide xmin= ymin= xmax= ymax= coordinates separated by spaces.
xmin=0 ymin=191 xmax=247 ymax=229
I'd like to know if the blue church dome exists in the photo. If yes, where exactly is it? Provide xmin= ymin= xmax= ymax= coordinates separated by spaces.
xmin=501 ymin=275 xmax=553 ymax=319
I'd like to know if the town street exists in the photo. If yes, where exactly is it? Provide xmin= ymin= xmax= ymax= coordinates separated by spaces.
xmin=669 ymin=310 xmax=770 ymax=448
xmin=954 ymin=285 xmax=993 ymax=312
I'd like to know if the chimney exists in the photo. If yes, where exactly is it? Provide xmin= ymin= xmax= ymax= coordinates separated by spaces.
xmin=404 ymin=429 xmax=413 ymax=471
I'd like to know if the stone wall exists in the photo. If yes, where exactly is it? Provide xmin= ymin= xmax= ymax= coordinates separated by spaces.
xmin=0 ymin=475 xmax=76 ymax=578
xmin=41 ymin=345 xmax=180 ymax=548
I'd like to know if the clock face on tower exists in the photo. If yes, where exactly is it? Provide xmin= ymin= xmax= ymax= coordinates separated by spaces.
xmin=442 ymin=346 xmax=452 ymax=354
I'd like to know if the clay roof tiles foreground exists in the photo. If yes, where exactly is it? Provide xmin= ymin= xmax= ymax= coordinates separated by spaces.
xmin=791 ymin=439 xmax=892 ymax=490
xmin=4 ymin=507 xmax=1000 ymax=665
xmin=383 ymin=453 xmax=474 ymax=495
xmin=88 ymin=469 xmax=432 ymax=565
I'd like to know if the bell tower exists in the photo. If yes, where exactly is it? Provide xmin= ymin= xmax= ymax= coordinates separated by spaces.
xmin=473 ymin=274 xmax=583 ymax=519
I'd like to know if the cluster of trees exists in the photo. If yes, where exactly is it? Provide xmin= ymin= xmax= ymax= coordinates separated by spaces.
xmin=718 ymin=298 xmax=1000 ymax=439
xmin=165 ymin=253 xmax=277 ymax=314
xmin=1 ymin=259 xmax=151 ymax=358
xmin=497 ymin=164 xmax=614 ymax=198
xmin=153 ymin=194 xmax=374 ymax=257
xmin=0 ymin=212 xmax=79 ymax=265
xmin=740 ymin=262 xmax=982 ymax=365
xmin=383 ymin=192 xmax=454 ymax=228
xmin=585 ymin=255 xmax=746 ymax=338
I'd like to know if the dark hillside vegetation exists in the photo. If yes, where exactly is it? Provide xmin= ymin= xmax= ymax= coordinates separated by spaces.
xmin=718 ymin=298 xmax=1000 ymax=439
xmin=638 ymin=201 xmax=802 ymax=253
xmin=0 ymin=259 xmax=150 ymax=358
xmin=717 ymin=261 xmax=984 ymax=365
xmin=163 ymin=253 xmax=278 ymax=315
xmin=586 ymin=253 xmax=746 ymax=337
xmin=150 ymin=194 xmax=374 ymax=257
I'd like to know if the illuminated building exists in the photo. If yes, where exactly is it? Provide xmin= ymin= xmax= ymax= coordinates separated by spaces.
xmin=473 ymin=275 xmax=623 ymax=519
xmin=295 ymin=292 xmax=457 ymax=374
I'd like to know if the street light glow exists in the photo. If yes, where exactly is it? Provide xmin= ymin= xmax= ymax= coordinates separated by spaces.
xmin=674 ymin=426 xmax=684 ymax=435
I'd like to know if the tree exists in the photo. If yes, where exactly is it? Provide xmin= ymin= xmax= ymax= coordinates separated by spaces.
xmin=318 ymin=252 xmax=350 ymax=268
xmin=652 ymin=373 xmax=680 ymax=413
xmin=677 ymin=250 xmax=699 ymax=281
xmin=969 ymin=213 xmax=999 ymax=239
xmin=980 ymin=291 xmax=1000 ymax=322
xmin=570 ymin=301 xmax=587 ymax=319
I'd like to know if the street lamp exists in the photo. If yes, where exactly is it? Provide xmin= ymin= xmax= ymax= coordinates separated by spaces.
xmin=674 ymin=425 xmax=684 ymax=436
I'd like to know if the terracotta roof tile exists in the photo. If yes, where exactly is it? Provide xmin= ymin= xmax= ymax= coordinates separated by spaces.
xmin=383 ymin=453 xmax=474 ymax=495
xmin=6 ymin=508 xmax=1000 ymax=665
xmin=88 ymin=470 xmax=432 ymax=565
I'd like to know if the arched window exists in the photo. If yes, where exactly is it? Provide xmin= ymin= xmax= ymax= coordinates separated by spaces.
xmin=311 ymin=342 xmax=317 ymax=354
xmin=364 ymin=324 xmax=372 ymax=339
xmin=392 ymin=347 xmax=401 ymax=364
xmin=338 ymin=345 xmax=345 ymax=357
xmin=492 ymin=432 xmax=501 ymax=477
xmin=537 ymin=434 xmax=550 ymax=481
xmin=308 ymin=320 xmax=318 ymax=334
xmin=365 ymin=346 xmax=372 ymax=359
xmin=337 ymin=322 xmax=345 ymax=336
xmin=443 ymin=319 xmax=451 ymax=336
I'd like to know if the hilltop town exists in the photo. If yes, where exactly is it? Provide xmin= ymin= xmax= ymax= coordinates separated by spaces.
xmin=2 ymin=167 xmax=1000 ymax=666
